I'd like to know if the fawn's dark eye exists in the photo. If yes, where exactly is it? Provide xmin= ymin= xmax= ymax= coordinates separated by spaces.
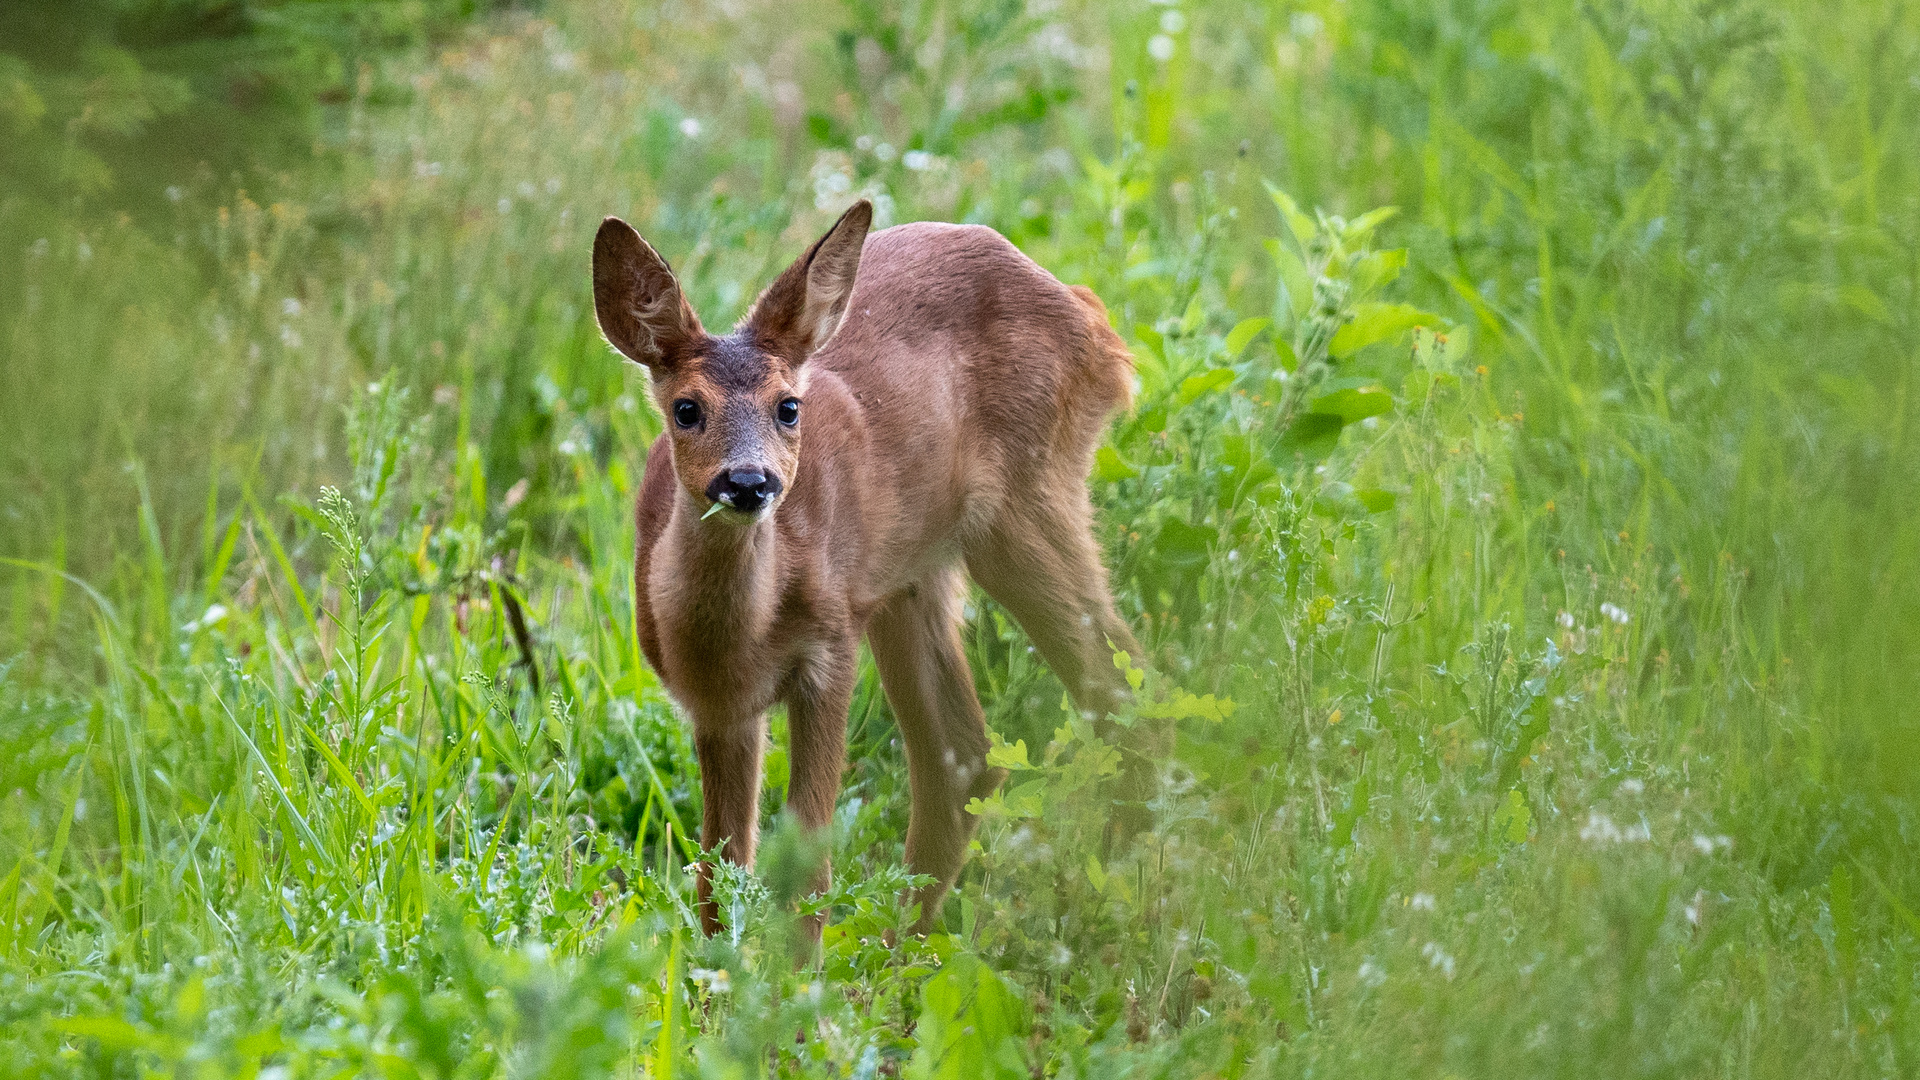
xmin=672 ymin=399 xmax=702 ymax=429
xmin=776 ymin=398 xmax=801 ymax=427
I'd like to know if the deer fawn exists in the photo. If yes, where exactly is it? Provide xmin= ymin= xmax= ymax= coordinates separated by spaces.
xmin=592 ymin=200 xmax=1141 ymax=937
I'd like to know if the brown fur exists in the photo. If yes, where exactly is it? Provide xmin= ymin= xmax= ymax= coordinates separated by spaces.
xmin=593 ymin=201 xmax=1141 ymax=937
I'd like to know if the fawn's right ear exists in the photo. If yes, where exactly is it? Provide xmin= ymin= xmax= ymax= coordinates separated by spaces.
xmin=592 ymin=217 xmax=703 ymax=368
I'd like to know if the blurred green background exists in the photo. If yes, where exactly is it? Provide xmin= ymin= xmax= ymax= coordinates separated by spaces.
xmin=1 ymin=0 xmax=1916 ymax=1075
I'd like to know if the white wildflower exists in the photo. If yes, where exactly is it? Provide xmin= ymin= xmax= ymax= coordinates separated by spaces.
xmin=1684 ymin=889 xmax=1708 ymax=927
xmin=691 ymin=967 xmax=732 ymax=993
xmin=1690 ymin=833 xmax=1732 ymax=855
xmin=1147 ymin=34 xmax=1176 ymax=61
xmin=1421 ymin=941 xmax=1456 ymax=979
xmin=1600 ymin=602 xmax=1630 ymax=625
xmin=1579 ymin=809 xmax=1650 ymax=844
xmin=679 ymin=116 xmax=703 ymax=138
xmin=1409 ymin=892 xmax=1437 ymax=912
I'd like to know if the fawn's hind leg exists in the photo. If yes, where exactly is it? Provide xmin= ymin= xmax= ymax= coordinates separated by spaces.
xmin=965 ymin=497 xmax=1156 ymax=836
xmin=965 ymin=497 xmax=1142 ymax=717
xmin=867 ymin=565 xmax=1008 ymax=933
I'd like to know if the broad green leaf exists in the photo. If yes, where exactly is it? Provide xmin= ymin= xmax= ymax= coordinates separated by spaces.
xmin=1085 ymin=853 xmax=1107 ymax=893
xmin=1352 ymin=248 xmax=1407 ymax=293
xmin=51 ymin=1016 xmax=150 ymax=1050
xmin=907 ymin=953 xmax=1030 ymax=1080
xmin=1137 ymin=691 xmax=1236 ymax=722
xmin=1331 ymin=772 xmax=1371 ymax=850
xmin=1272 ymin=333 xmax=1300 ymax=373
xmin=1264 ymin=180 xmax=1317 ymax=248
xmin=1177 ymin=368 xmax=1236 ymax=405
xmin=1093 ymin=446 xmax=1138 ymax=482
xmin=1277 ymin=412 xmax=1344 ymax=460
xmin=985 ymin=733 xmax=1032 ymax=771
xmin=1266 ymin=237 xmax=1313 ymax=321
xmin=1354 ymin=488 xmax=1397 ymax=513
xmin=1493 ymin=788 xmax=1532 ymax=844
xmin=1840 ymin=284 xmax=1891 ymax=324
xmin=1180 ymin=294 xmax=1205 ymax=335
xmin=1309 ymin=385 xmax=1394 ymax=423
xmin=1412 ymin=324 xmax=1467 ymax=373
xmin=1329 ymin=302 xmax=1444 ymax=358
xmin=1224 ymin=317 xmax=1271 ymax=358
xmin=1342 ymin=205 xmax=1400 ymax=241
xmin=1131 ymin=323 xmax=1164 ymax=363
xmin=1153 ymin=517 xmax=1215 ymax=568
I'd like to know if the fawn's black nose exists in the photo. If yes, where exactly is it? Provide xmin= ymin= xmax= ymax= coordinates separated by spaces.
xmin=707 ymin=468 xmax=782 ymax=513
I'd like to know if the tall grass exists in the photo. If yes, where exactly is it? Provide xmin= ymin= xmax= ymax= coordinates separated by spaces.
xmin=1 ymin=0 xmax=1915 ymax=1075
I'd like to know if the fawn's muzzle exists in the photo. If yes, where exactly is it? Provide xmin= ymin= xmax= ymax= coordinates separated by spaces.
xmin=707 ymin=468 xmax=782 ymax=513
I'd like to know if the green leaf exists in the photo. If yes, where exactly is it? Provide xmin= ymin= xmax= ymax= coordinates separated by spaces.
xmin=1131 ymin=323 xmax=1165 ymax=363
xmin=1493 ymin=788 xmax=1532 ymax=844
xmin=1152 ymin=517 xmax=1215 ymax=568
xmin=985 ymin=732 xmax=1032 ymax=771
xmin=1272 ymin=334 xmax=1300 ymax=373
xmin=1353 ymin=488 xmax=1397 ymax=513
xmin=1264 ymin=181 xmax=1318 ymax=248
xmin=1412 ymin=324 xmax=1468 ymax=373
xmin=1839 ymin=284 xmax=1891 ymax=324
xmin=1331 ymin=772 xmax=1371 ymax=850
xmin=1341 ymin=205 xmax=1400 ymax=242
xmin=1352 ymin=248 xmax=1407 ymax=293
xmin=1093 ymin=446 xmax=1138 ymax=482
xmin=1277 ymin=412 xmax=1344 ymax=460
xmin=1085 ymin=853 xmax=1107 ymax=893
xmin=1831 ymin=865 xmax=1858 ymax=983
xmin=1308 ymin=385 xmax=1394 ymax=423
xmin=1180 ymin=294 xmax=1205 ymax=335
xmin=907 ymin=953 xmax=1030 ymax=1080
xmin=1177 ymin=368 xmax=1236 ymax=405
xmin=1223 ymin=317 xmax=1271 ymax=358
xmin=51 ymin=1016 xmax=150 ymax=1050
xmin=1329 ymin=302 xmax=1444 ymax=359
xmin=1137 ymin=691 xmax=1236 ymax=722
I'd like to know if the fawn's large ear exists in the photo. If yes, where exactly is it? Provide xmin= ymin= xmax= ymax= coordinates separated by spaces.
xmin=742 ymin=200 xmax=872 ymax=363
xmin=593 ymin=216 xmax=703 ymax=368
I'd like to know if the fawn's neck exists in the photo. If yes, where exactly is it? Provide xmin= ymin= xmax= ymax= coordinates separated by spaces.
xmin=666 ymin=489 xmax=782 ymax=642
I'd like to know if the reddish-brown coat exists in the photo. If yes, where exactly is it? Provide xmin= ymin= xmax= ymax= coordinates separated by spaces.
xmin=593 ymin=201 xmax=1140 ymax=937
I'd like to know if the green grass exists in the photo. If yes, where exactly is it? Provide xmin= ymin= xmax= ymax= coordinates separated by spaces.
xmin=2 ymin=0 xmax=1917 ymax=1076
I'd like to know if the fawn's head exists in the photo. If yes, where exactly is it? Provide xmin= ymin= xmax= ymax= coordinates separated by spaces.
xmin=592 ymin=201 xmax=872 ymax=518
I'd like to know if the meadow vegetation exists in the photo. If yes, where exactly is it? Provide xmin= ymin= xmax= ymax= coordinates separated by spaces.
xmin=2 ymin=0 xmax=1917 ymax=1075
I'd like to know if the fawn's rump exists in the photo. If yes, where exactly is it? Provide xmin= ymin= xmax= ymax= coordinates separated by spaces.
xmin=821 ymin=221 xmax=1135 ymax=477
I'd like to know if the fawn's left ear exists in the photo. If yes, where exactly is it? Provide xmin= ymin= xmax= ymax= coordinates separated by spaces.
xmin=742 ymin=200 xmax=872 ymax=363
xmin=592 ymin=216 xmax=705 ymax=368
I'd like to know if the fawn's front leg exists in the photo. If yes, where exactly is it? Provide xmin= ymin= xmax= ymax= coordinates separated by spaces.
xmin=783 ymin=642 xmax=857 ymax=944
xmin=693 ymin=714 xmax=766 ymax=936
